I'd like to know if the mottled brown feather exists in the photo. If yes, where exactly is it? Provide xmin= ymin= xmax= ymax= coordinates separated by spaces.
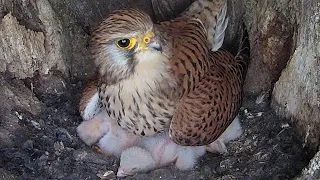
xmin=157 ymin=17 xmax=210 ymax=97
xmin=183 ymin=0 xmax=227 ymax=50
xmin=79 ymin=74 xmax=100 ymax=116
xmin=169 ymin=50 xmax=245 ymax=145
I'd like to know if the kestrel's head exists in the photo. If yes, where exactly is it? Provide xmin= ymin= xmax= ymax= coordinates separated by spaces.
xmin=91 ymin=8 xmax=163 ymax=84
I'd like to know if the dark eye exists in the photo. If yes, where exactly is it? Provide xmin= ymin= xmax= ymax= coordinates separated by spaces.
xmin=117 ymin=39 xmax=130 ymax=48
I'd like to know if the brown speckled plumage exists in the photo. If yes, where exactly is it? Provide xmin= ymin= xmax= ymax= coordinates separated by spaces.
xmin=82 ymin=0 xmax=250 ymax=146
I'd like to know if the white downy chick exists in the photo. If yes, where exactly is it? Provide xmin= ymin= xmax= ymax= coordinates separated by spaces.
xmin=175 ymin=145 xmax=205 ymax=170
xmin=141 ymin=132 xmax=179 ymax=167
xmin=97 ymin=117 xmax=141 ymax=157
xmin=78 ymin=81 xmax=141 ymax=156
xmin=117 ymin=132 xmax=206 ymax=177
xmin=117 ymin=146 xmax=157 ymax=177
xmin=76 ymin=111 xmax=110 ymax=146
xmin=77 ymin=110 xmax=141 ymax=156
xmin=206 ymin=116 xmax=242 ymax=154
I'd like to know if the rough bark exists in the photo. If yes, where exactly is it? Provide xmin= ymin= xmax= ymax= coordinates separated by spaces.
xmin=296 ymin=148 xmax=320 ymax=180
xmin=271 ymin=0 xmax=320 ymax=154
xmin=226 ymin=0 xmax=320 ymax=155
xmin=0 ymin=75 xmax=42 ymax=148
xmin=0 ymin=0 xmax=68 ymax=79
xmin=0 ymin=13 xmax=45 ymax=78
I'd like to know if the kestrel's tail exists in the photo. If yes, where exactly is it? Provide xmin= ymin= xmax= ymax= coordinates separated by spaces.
xmin=235 ymin=23 xmax=250 ymax=81
xmin=183 ymin=0 xmax=228 ymax=51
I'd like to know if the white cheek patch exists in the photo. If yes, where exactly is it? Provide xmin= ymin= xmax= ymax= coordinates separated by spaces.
xmin=134 ymin=51 xmax=168 ymax=75
xmin=108 ymin=45 xmax=128 ymax=66
xmin=135 ymin=51 xmax=160 ymax=62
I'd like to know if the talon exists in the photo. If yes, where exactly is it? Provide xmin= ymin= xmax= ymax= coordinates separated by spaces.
xmin=205 ymin=145 xmax=213 ymax=152
xmin=92 ymin=145 xmax=112 ymax=156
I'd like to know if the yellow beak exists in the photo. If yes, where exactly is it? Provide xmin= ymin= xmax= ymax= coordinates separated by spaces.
xmin=138 ymin=32 xmax=162 ymax=52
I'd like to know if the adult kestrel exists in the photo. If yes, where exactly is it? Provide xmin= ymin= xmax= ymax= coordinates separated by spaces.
xmin=80 ymin=0 xmax=250 ymax=146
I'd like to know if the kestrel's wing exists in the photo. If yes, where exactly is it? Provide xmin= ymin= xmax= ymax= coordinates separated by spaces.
xmin=156 ymin=0 xmax=230 ymax=145
xmin=169 ymin=25 xmax=250 ymax=146
xmin=159 ymin=0 xmax=228 ymax=97
xmin=79 ymin=74 xmax=101 ymax=121
xmin=182 ymin=0 xmax=228 ymax=51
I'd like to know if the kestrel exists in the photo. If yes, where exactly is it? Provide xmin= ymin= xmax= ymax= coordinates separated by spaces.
xmin=80 ymin=0 xmax=250 ymax=146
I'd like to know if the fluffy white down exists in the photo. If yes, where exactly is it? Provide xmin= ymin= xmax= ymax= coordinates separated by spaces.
xmin=219 ymin=116 xmax=242 ymax=143
xmin=76 ymin=111 xmax=111 ymax=146
xmin=97 ymin=122 xmax=141 ymax=157
xmin=77 ymin=110 xmax=141 ymax=156
xmin=207 ymin=116 xmax=242 ymax=154
xmin=118 ymin=132 xmax=206 ymax=177
xmin=117 ymin=146 xmax=156 ymax=177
